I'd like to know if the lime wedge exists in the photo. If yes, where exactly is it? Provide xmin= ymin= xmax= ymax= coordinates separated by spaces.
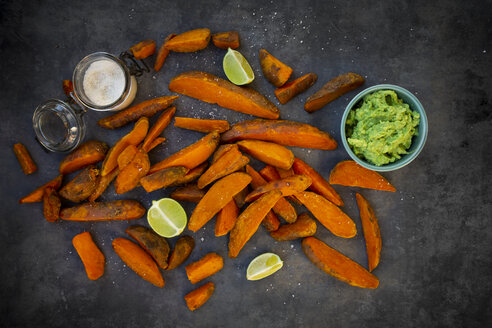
xmin=246 ymin=253 xmax=283 ymax=281
xmin=147 ymin=198 xmax=187 ymax=238
xmin=223 ymin=48 xmax=255 ymax=85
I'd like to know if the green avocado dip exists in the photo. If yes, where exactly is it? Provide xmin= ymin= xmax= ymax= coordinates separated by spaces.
xmin=346 ymin=90 xmax=420 ymax=166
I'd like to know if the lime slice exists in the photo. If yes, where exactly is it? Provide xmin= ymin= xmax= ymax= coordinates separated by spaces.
xmin=223 ymin=48 xmax=255 ymax=85
xmin=246 ymin=253 xmax=283 ymax=281
xmin=147 ymin=198 xmax=187 ymax=238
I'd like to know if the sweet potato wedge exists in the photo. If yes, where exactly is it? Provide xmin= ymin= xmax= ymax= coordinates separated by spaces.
xmin=167 ymin=235 xmax=195 ymax=270
xmin=13 ymin=143 xmax=37 ymax=175
xmin=72 ymin=232 xmax=105 ymax=281
xmin=274 ymin=73 xmax=317 ymax=104
xmin=329 ymin=161 xmax=396 ymax=192
xmin=221 ymin=119 xmax=337 ymax=150
xmin=259 ymin=49 xmax=293 ymax=87
xmin=88 ymin=168 xmax=119 ymax=202
xmin=141 ymin=106 xmax=175 ymax=152
xmin=211 ymin=144 xmax=237 ymax=164
xmin=117 ymin=144 xmax=138 ymax=170
xmin=261 ymin=211 xmax=281 ymax=232
xmin=43 ymin=188 xmax=61 ymax=222
xmin=258 ymin=166 xmax=297 ymax=223
xmin=292 ymin=158 xmax=343 ymax=206
xmin=185 ymin=253 xmax=224 ymax=284
xmin=140 ymin=166 xmax=189 ymax=192
xmin=112 ymin=238 xmax=164 ymax=288
xmin=237 ymin=140 xmax=294 ymax=170
xmin=115 ymin=149 xmax=150 ymax=194
xmin=197 ymin=146 xmax=249 ymax=189
xmin=270 ymin=213 xmax=317 ymax=241
xmin=356 ymin=193 xmax=382 ymax=272
xmin=302 ymin=236 xmax=379 ymax=289
xmin=60 ymin=200 xmax=145 ymax=221
xmin=62 ymin=79 xmax=74 ymax=97
xmin=154 ymin=33 xmax=177 ymax=71
xmin=150 ymin=131 xmax=219 ymax=174
xmin=215 ymin=199 xmax=239 ymax=237
xmin=59 ymin=165 xmax=99 ymax=203
xmin=185 ymin=282 xmax=215 ymax=311
xmin=188 ymin=172 xmax=252 ymax=232
xmin=164 ymin=28 xmax=211 ymax=52
xmin=101 ymin=117 xmax=149 ymax=176
xmin=233 ymin=184 xmax=248 ymax=209
xmin=59 ymin=140 xmax=108 ymax=175
xmin=212 ymin=31 xmax=239 ymax=49
xmin=169 ymin=71 xmax=279 ymax=119
xmin=19 ymin=175 xmax=63 ymax=204
xmin=98 ymin=96 xmax=178 ymax=129
xmin=304 ymin=73 xmax=365 ymax=113
xmin=174 ymin=117 xmax=230 ymax=133
xmin=276 ymin=167 xmax=294 ymax=178
xmin=145 ymin=137 xmax=166 ymax=152
xmin=170 ymin=183 xmax=205 ymax=203
xmin=245 ymin=175 xmax=312 ymax=202
xmin=168 ymin=162 xmax=207 ymax=187
xmin=130 ymin=39 xmax=156 ymax=60
xmin=229 ymin=190 xmax=283 ymax=258
xmin=295 ymin=191 xmax=356 ymax=238
xmin=126 ymin=225 xmax=170 ymax=269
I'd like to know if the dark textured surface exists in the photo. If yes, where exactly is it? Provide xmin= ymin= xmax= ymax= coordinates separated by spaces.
xmin=1 ymin=0 xmax=491 ymax=327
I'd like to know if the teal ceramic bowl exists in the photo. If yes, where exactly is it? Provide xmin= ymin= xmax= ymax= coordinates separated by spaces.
xmin=340 ymin=84 xmax=428 ymax=172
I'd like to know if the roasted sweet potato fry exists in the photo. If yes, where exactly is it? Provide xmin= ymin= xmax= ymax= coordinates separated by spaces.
xmin=13 ymin=143 xmax=37 ymax=175
xmin=149 ymin=131 xmax=219 ymax=174
xmin=170 ymin=183 xmax=205 ymax=203
xmin=211 ymin=144 xmax=238 ymax=164
xmin=62 ymin=79 xmax=74 ymax=97
xmin=101 ymin=117 xmax=149 ymax=176
xmin=140 ymin=166 xmax=189 ymax=192
xmin=168 ymin=162 xmax=207 ymax=187
xmin=88 ymin=168 xmax=119 ymax=202
xmin=304 ymin=73 xmax=365 ymax=113
xmin=215 ymin=199 xmax=239 ymax=237
xmin=237 ymin=140 xmax=294 ymax=170
xmin=262 ymin=211 xmax=281 ymax=232
xmin=259 ymin=49 xmax=293 ymax=87
xmin=115 ymin=149 xmax=150 ymax=194
xmin=59 ymin=140 xmax=108 ymax=175
xmin=185 ymin=282 xmax=215 ymax=311
xmin=19 ymin=175 xmax=63 ymax=204
xmin=258 ymin=166 xmax=297 ymax=223
xmin=167 ymin=235 xmax=195 ymax=270
xmin=59 ymin=165 xmax=99 ymax=203
xmin=356 ymin=193 xmax=382 ymax=272
xmin=141 ymin=106 xmax=175 ymax=152
xmin=43 ymin=188 xmax=61 ymax=222
xmin=229 ymin=190 xmax=283 ymax=258
xmin=212 ymin=31 xmax=240 ymax=49
xmin=112 ymin=238 xmax=164 ymax=287
xmin=126 ymin=225 xmax=170 ymax=270
xmin=98 ymin=96 xmax=178 ymax=129
xmin=130 ymin=39 xmax=156 ymax=60
xmin=154 ymin=33 xmax=177 ymax=71
xmin=245 ymin=175 xmax=312 ymax=202
xmin=222 ymin=119 xmax=337 ymax=150
xmin=292 ymin=158 xmax=343 ymax=206
xmin=164 ymin=28 xmax=211 ymax=52
xmin=145 ymin=137 xmax=166 ymax=152
xmin=270 ymin=213 xmax=317 ymax=241
xmin=169 ymin=71 xmax=279 ymax=119
xmin=302 ymin=237 xmax=379 ymax=289
xmin=185 ymin=253 xmax=224 ymax=284
xmin=258 ymin=165 xmax=281 ymax=181
xmin=329 ymin=161 xmax=396 ymax=192
xmin=276 ymin=167 xmax=294 ymax=178
xmin=274 ymin=73 xmax=317 ymax=104
xmin=197 ymin=147 xmax=249 ymax=189
xmin=296 ymin=191 xmax=356 ymax=238
xmin=174 ymin=117 xmax=230 ymax=133
xmin=60 ymin=200 xmax=145 ymax=221
xmin=117 ymin=144 xmax=138 ymax=170
xmin=233 ymin=185 xmax=248 ymax=209
xmin=72 ymin=232 xmax=105 ymax=281
xmin=188 ymin=172 xmax=252 ymax=232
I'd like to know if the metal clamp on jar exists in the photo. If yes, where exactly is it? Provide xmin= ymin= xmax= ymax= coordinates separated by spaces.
xmin=33 ymin=52 xmax=141 ymax=152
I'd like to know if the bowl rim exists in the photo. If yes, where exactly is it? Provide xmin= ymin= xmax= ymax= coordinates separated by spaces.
xmin=340 ymin=84 xmax=428 ymax=172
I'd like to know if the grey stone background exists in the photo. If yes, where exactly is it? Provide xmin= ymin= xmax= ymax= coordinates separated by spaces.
xmin=0 ymin=0 xmax=491 ymax=327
